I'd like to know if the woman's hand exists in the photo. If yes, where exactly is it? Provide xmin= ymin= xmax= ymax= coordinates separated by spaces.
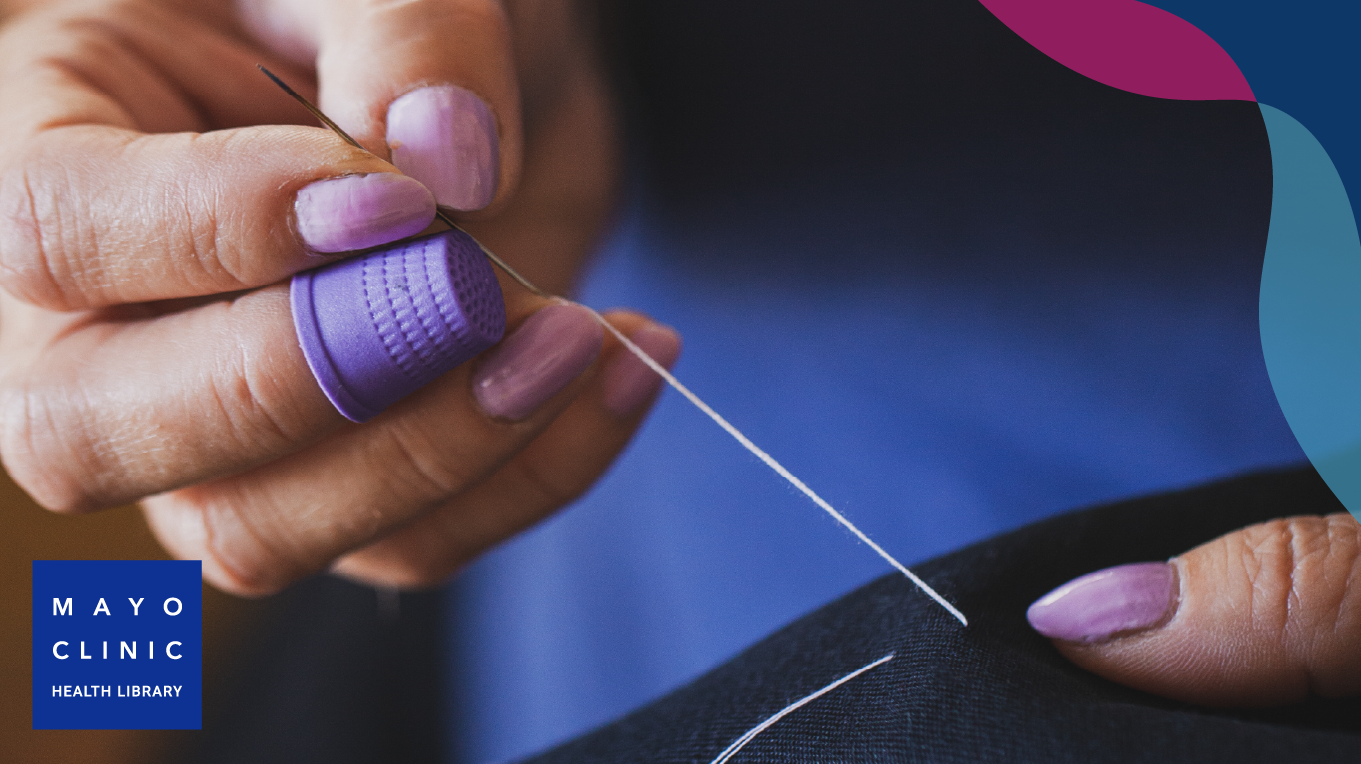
xmin=0 ymin=0 xmax=680 ymax=595
xmin=1028 ymin=513 xmax=1361 ymax=705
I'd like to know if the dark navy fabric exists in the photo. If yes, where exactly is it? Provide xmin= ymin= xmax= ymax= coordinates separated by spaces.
xmin=176 ymin=470 xmax=1357 ymax=764
xmin=518 ymin=467 xmax=1360 ymax=764
xmin=445 ymin=1 xmax=1305 ymax=760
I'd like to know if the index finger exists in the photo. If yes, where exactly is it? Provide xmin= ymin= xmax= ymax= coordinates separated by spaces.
xmin=0 ymin=5 xmax=437 ymax=310
xmin=244 ymin=0 xmax=522 ymax=214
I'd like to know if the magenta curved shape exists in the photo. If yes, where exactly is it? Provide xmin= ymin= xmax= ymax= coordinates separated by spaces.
xmin=979 ymin=0 xmax=1253 ymax=102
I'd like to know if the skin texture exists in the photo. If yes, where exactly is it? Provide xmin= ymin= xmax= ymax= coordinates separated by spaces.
xmin=1048 ymin=513 xmax=1361 ymax=706
xmin=0 ymin=0 xmax=679 ymax=595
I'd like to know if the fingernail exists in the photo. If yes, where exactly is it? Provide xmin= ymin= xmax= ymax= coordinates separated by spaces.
xmin=387 ymin=85 xmax=499 ymax=211
xmin=1027 ymin=562 xmax=1177 ymax=643
xmin=601 ymin=323 xmax=681 ymax=417
xmin=474 ymin=303 xmax=603 ymax=420
xmin=295 ymin=173 xmax=435 ymax=253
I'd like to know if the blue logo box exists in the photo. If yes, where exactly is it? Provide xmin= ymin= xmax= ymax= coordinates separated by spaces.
xmin=32 ymin=560 xmax=202 ymax=730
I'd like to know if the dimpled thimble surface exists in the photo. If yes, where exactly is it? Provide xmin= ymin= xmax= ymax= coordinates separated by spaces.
xmin=291 ymin=228 xmax=507 ymax=422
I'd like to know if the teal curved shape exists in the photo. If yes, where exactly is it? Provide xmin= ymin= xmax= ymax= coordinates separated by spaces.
xmin=1258 ymin=103 xmax=1361 ymax=521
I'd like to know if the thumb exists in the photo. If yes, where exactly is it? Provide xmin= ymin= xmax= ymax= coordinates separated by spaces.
xmin=1027 ymin=513 xmax=1361 ymax=706
xmin=241 ymin=0 xmax=521 ymax=213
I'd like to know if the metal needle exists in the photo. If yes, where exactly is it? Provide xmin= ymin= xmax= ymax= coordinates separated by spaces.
xmin=257 ymin=64 xmax=548 ymax=298
xmin=255 ymin=64 xmax=966 ymax=626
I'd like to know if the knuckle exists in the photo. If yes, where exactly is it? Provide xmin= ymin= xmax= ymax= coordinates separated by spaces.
xmin=515 ymin=457 xmax=584 ymax=509
xmin=1227 ymin=514 xmax=1361 ymax=697
xmin=1232 ymin=517 xmax=1304 ymax=634
xmin=132 ymin=132 xmax=244 ymax=296
xmin=197 ymin=496 xmax=302 ymax=597
xmin=0 ymin=374 xmax=100 ymax=513
xmin=180 ymin=131 xmax=252 ymax=289
xmin=202 ymin=560 xmax=283 ymax=598
xmin=0 ymin=153 xmax=72 ymax=310
xmin=1308 ymin=514 xmax=1361 ymax=636
xmin=380 ymin=422 xmax=480 ymax=504
xmin=1231 ymin=516 xmax=1350 ymax=638
xmin=143 ymin=441 xmax=324 ymax=596
xmin=207 ymin=339 xmax=309 ymax=458
xmin=1 ymin=129 xmax=258 ymax=311
xmin=142 ymin=495 xmax=255 ymax=597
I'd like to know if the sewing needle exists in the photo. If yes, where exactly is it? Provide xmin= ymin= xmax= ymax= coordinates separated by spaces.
xmin=256 ymin=64 xmax=968 ymax=626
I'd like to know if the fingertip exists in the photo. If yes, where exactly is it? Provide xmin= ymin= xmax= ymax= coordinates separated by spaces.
xmin=472 ymin=302 xmax=603 ymax=421
xmin=1032 ymin=514 xmax=1361 ymax=707
xmin=302 ymin=0 xmax=522 ymax=212
xmin=599 ymin=321 xmax=682 ymax=418
xmin=1025 ymin=562 xmax=1176 ymax=643
xmin=387 ymin=84 xmax=499 ymax=212
xmin=294 ymin=172 xmax=436 ymax=253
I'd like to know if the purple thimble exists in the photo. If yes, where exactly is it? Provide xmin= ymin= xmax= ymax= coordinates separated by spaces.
xmin=291 ymin=228 xmax=506 ymax=422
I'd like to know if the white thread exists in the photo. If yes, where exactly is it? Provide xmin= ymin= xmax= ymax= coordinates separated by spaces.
xmin=586 ymin=307 xmax=968 ymax=627
xmin=251 ymin=72 xmax=971 ymax=627
xmin=709 ymin=652 xmax=895 ymax=764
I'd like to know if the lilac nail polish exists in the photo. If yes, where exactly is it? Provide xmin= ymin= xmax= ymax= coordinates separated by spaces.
xmin=601 ymin=324 xmax=682 ymax=417
xmin=1026 ymin=562 xmax=1176 ymax=643
xmin=473 ymin=303 xmax=603 ymax=421
xmin=295 ymin=173 xmax=436 ymax=253
xmin=291 ymin=228 xmax=506 ymax=422
xmin=387 ymin=85 xmax=499 ymax=212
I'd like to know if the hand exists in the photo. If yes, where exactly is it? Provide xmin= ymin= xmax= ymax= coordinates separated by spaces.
xmin=0 ymin=0 xmax=680 ymax=595
xmin=1028 ymin=513 xmax=1361 ymax=705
